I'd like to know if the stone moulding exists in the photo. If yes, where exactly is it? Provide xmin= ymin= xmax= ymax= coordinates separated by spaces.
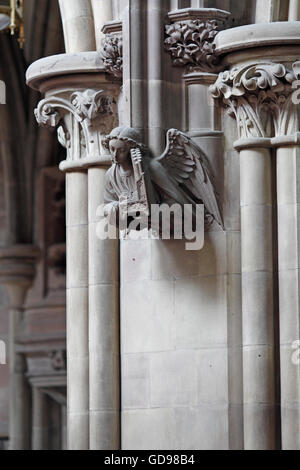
xmin=165 ymin=8 xmax=230 ymax=73
xmin=99 ymin=20 xmax=123 ymax=80
xmin=26 ymin=52 xmax=107 ymax=91
xmin=210 ymin=61 xmax=300 ymax=139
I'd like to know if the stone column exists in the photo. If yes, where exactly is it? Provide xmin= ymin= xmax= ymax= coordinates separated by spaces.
xmin=91 ymin=0 xmax=113 ymax=48
xmin=267 ymin=70 xmax=300 ymax=449
xmin=255 ymin=0 xmax=280 ymax=22
xmin=88 ymin=163 xmax=119 ymax=450
xmin=146 ymin=0 xmax=167 ymax=153
xmin=210 ymin=62 xmax=286 ymax=449
xmin=65 ymin=169 xmax=89 ymax=450
xmin=235 ymin=140 xmax=276 ymax=449
xmin=27 ymin=53 xmax=120 ymax=450
xmin=123 ymin=0 xmax=147 ymax=136
xmin=274 ymin=137 xmax=300 ymax=449
xmin=55 ymin=2 xmax=96 ymax=448
xmin=32 ymin=388 xmax=49 ymax=450
xmin=58 ymin=0 xmax=96 ymax=52
xmin=0 ymin=245 xmax=39 ymax=450
xmin=288 ymin=0 xmax=300 ymax=20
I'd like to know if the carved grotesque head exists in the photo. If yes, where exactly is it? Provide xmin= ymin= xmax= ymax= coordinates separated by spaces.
xmin=103 ymin=126 xmax=143 ymax=164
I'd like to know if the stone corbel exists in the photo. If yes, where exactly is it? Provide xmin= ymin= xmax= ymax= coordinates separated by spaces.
xmin=164 ymin=8 xmax=230 ymax=73
xmin=210 ymin=61 xmax=300 ymax=140
xmin=34 ymin=87 xmax=119 ymax=171
xmin=99 ymin=20 xmax=123 ymax=80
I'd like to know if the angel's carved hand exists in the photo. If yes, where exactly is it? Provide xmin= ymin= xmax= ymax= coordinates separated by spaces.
xmin=104 ymin=201 xmax=119 ymax=220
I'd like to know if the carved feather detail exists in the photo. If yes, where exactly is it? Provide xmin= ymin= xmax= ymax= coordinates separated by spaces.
xmin=153 ymin=129 xmax=223 ymax=228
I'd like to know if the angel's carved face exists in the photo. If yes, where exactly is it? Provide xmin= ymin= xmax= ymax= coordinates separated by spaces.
xmin=109 ymin=139 xmax=131 ymax=165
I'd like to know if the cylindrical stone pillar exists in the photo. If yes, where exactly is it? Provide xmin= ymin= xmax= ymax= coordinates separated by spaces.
xmin=146 ymin=0 xmax=166 ymax=154
xmin=276 ymin=144 xmax=300 ymax=449
xmin=88 ymin=165 xmax=119 ymax=450
xmin=289 ymin=0 xmax=300 ymax=21
xmin=58 ymin=0 xmax=96 ymax=53
xmin=32 ymin=388 xmax=49 ymax=450
xmin=238 ymin=142 xmax=276 ymax=450
xmin=66 ymin=171 xmax=89 ymax=450
xmin=123 ymin=0 xmax=147 ymax=135
xmin=8 ymin=300 xmax=30 ymax=450
xmin=27 ymin=46 xmax=121 ymax=451
xmin=91 ymin=0 xmax=113 ymax=49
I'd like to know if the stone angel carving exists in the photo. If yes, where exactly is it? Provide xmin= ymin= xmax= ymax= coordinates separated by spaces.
xmin=102 ymin=126 xmax=223 ymax=232
xmin=149 ymin=129 xmax=223 ymax=229
xmin=102 ymin=127 xmax=158 ymax=227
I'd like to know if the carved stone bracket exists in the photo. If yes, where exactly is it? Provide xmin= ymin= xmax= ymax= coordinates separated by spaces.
xmin=210 ymin=62 xmax=300 ymax=139
xmin=165 ymin=8 xmax=230 ymax=73
xmin=34 ymin=88 xmax=119 ymax=170
xmin=99 ymin=21 xmax=123 ymax=79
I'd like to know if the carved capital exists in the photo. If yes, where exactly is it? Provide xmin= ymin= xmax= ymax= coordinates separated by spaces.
xmin=35 ymin=88 xmax=119 ymax=170
xmin=71 ymin=89 xmax=113 ymax=121
xmin=165 ymin=8 xmax=230 ymax=73
xmin=99 ymin=21 xmax=123 ymax=79
xmin=210 ymin=62 xmax=300 ymax=139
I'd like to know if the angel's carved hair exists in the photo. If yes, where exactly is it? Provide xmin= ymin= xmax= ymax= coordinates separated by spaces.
xmin=102 ymin=126 xmax=144 ymax=151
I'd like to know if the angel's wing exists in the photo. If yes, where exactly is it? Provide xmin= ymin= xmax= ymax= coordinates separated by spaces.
xmin=154 ymin=129 xmax=223 ymax=228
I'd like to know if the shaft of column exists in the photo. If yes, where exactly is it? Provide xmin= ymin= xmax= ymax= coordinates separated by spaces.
xmin=146 ymin=0 xmax=166 ymax=154
xmin=88 ymin=166 xmax=119 ymax=450
xmin=8 ymin=303 xmax=30 ymax=450
xmin=123 ymin=0 xmax=147 ymax=133
xmin=239 ymin=146 xmax=276 ymax=450
xmin=276 ymin=145 xmax=300 ymax=449
xmin=58 ymin=0 xmax=96 ymax=53
xmin=91 ymin=0 xmax=113 ymax=49
xmin=288 ymin=0 xmax=300 ymax=20
xmin=255 ymin=0 xmax=280 ymax=23
xmin=66 ymin=171 xmax=89 ymax=450
xmin=32 ymin=388 xmax=49 ymax=450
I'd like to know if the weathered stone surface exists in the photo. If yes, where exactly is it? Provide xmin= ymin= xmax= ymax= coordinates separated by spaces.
xmin=16 ymin=0 xmax=300 ymax=452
